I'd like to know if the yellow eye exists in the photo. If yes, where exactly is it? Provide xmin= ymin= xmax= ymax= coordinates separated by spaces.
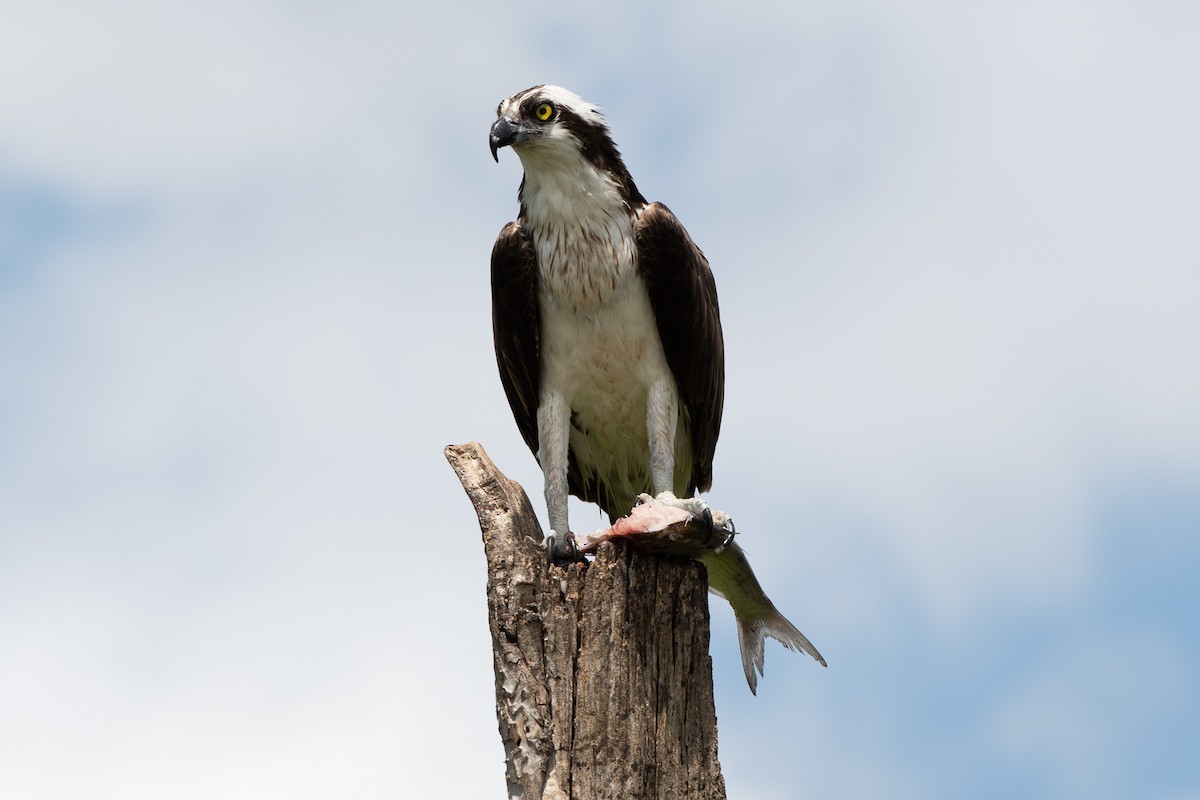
xmin=535 ymin=102 xmax=554 ymax=122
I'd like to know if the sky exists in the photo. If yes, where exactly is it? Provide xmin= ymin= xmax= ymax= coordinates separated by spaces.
xmin=1 ymin=1 xmax=1198 ymax=798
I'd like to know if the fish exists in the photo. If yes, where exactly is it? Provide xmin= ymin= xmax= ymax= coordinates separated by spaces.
xmin=573 ymin=495 xmax=826 ymax=694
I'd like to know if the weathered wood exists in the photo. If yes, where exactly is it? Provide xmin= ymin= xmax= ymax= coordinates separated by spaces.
xmin=445 ymin=442 xmax=727 ymax=800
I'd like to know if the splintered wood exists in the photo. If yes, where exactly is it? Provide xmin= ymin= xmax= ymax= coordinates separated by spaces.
xmin=445 ymin=442 xmax=726 ymax=800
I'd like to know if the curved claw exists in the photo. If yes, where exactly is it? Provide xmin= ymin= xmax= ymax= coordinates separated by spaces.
xmin=546 ymin=532 xmax=581 ymax=565
xmin=720 ymin=516 xmax=737 ymax=549
xmin=700 ymin=507 xmax=738 ymax=552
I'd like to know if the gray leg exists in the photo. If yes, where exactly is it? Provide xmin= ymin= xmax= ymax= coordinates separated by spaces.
xmin=538 ymin=391 xmax=575 ymax=562
xmin=647 ymin=380 xmax=713 ymax=520
xmin=646 ymin=380 xmax=679 ymax=498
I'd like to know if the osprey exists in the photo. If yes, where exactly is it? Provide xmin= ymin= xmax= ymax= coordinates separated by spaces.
xmin=489 ymin=85 xmax=724 ymax=560
xmin=488 ymin=86 xmax=827 ymax=690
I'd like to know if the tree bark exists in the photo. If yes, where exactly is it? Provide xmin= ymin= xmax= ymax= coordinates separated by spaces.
xmin=445 ymin=442 xmax=727 ymax=800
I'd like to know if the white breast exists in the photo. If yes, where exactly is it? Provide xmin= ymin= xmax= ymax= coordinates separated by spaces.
xmin=540 ymin=271 xmax=675 ymax=510
xmin=522 ymin=161 xmax=681 ymax=509
xmin=522 ymin=154 xmax=668 ymax=392
xmin=522 ymin=155 xmax=638 ymax=311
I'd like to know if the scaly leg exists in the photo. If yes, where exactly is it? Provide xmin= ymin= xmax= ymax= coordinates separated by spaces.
xmin=647 ymin=380 xmax=705 ymax=513
xmin=538 ymin=391 xmax=576 ymax=562
xmin=647 ymin=380 xmax=678 ymax=498
xmin=646 ymin=381 xmax=731 ymax=535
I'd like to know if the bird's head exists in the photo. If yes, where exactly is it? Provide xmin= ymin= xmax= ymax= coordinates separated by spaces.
xmin=489 ymin=85 xmax=645 ymax=207
xmin=489 ymin=85 xmax=611 ymax=164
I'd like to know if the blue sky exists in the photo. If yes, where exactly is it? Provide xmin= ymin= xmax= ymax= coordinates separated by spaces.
xmin=2 ymin=2 xmax=1198 ymax=798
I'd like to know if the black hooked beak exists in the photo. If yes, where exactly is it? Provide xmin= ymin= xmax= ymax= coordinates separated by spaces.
xmin=489 ymin=117 xmax=519 ymax=163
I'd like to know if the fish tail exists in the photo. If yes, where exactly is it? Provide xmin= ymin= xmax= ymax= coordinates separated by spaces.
xmin=735 ymin=604 xmax=827 ymax=695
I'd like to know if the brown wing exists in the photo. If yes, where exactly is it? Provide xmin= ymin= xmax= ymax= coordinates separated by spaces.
xmin=490 ymin=221 xmax=540 ymax=458
xmin=635 ymin=202 xmax=725 ymax=493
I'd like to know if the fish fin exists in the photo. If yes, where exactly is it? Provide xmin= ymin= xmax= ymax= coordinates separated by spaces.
xmin=735 ymin=605 xmax=827 ymax=695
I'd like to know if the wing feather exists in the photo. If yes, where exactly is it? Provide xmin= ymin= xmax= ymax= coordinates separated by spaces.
xmin=490 ymin=221 xmax=540 ymax=458
xmin=635 ymin=202 xmax=725 ymax=493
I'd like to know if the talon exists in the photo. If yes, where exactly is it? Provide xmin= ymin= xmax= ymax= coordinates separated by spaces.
xmin=721 ymin=517 xmax=736 ymax=549
xmin=701 ymin=507 xmax=714 ymax=536
xmin=546 ymin=531 xmax=582 ymax=565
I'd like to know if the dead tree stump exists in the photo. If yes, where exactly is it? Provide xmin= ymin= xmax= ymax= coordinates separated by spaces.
xmin=445 ymin=442 xmax=727 ymax=800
